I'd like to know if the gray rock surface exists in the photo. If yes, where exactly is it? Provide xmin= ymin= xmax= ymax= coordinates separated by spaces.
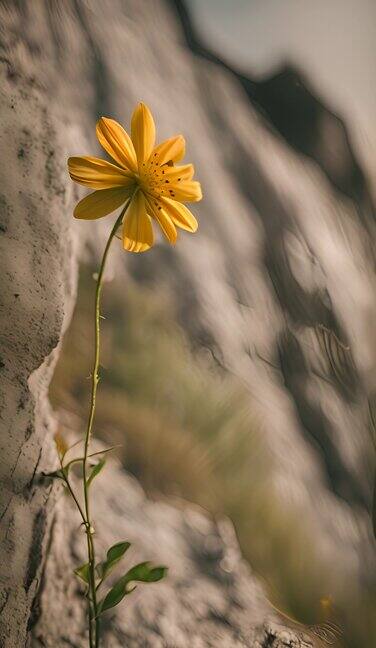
xmin=0 ymin=0 xmax=374 ymax=645
xmin=0 ymin=61 xmax=78 ymax=645
xmin=31 ymin=461 xmax=314 ymax=647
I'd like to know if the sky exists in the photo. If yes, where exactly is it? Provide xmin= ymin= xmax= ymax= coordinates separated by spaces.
xmin=189 ymin=0 xmax=376 ymax=180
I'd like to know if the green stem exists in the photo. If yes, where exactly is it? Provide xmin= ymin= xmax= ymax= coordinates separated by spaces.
xmin=82 ymin=206 xmax=127 ymax=648
xmin=58 ymin=461 xmax=95 ymax=643
xmin=62 ymin=469 xmax=86 ymax=525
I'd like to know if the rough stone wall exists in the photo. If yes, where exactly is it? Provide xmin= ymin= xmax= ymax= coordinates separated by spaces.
xmin=31 ymin=461 xmax=315 ymax=647
xmin=0 ymin=67 xmax=78 ymax=644
xmin=0 ymin=0 xmax=374 ymax=645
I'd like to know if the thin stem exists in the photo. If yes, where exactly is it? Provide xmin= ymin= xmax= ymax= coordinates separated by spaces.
xmin=61 ymin=469 xmax=86 ymax=525
xmin=58 ymin=459 xmax=95 ymax=643
xmin=82 ymin=205 xmax=127 ymax=647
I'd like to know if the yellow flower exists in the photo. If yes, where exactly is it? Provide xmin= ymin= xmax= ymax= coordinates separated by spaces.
xmin=68 ymin=103 xmax=202 ymax=252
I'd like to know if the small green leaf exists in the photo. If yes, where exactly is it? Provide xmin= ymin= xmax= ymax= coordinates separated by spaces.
xmin=125 ymin=563 xmax=167 ymax=584
xmin=87 ymin=458 xmax=106 ymax=487
xmin=98 ymin=562 xmax=167 ymax=614
xmin=87 ymin=445 xmax=120 ymax=459
xmin=63 ymin=446 xmax=119 ymax=475
xmin=97 ymin=541 xmax=131 ymax=582
xmin=74 ymin=562 xmax=90 ymax=583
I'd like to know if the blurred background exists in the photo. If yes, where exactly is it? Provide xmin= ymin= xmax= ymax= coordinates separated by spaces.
xmin=48 ymin=1 xmax=376 ymax=645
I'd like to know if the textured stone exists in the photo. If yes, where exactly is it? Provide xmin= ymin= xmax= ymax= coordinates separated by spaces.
xmin=31 ymin=462 xmax=281 ymax=647
xmin=0 ymin=67 xmax=78 ymax=646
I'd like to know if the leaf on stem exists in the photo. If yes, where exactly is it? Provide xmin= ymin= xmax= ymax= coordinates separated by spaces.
xmin=87 ymin=458 xmax=106 ymax=487
xmin=74 ymin=562 xmax=90 ymax=583
xmin=88 ymin=445 xmax=120 ymax=459
xmin=62 ymin=445 xmax=120 ymax=476
xmin=98 ymin=562 xmax=167 ymax=614
xmin=96 ymin=541 xmax=131 ymax=582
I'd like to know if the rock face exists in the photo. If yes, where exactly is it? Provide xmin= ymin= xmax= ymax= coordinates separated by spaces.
xmin=0 ymin=59 xmax=78 ymax=646
xmin=0 ymin=0 xmax=375 ymax=645
xmin=31 ymin=461 xmax=314 ymax=647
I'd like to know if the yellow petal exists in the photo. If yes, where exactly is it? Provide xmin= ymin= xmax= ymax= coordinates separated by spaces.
xmin=160 ymin=197 xmax=198 ymax=232
xmin=74 ymin=187 xmax=131 ymax=220
xmin=162 ymin=164 xmax=194 ymax=182
xmin=131 ymin=103 xmax=156 ymax=165
xmin=122 ymin=192 xmax=154 ymax=252
xmin=68 ymin=156 xmax=135 ymax=189
xmin=166 ymin=180 xmax=202 ymax=203
xmin=96 ymin=117 xmax=138 ymax=172
xmin=152 ymin=135 xmax=185 ymax=165
xmin=145 ymin=195 xmax=177 ymax=244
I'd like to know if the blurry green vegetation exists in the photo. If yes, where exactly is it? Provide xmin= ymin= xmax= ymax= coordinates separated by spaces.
xmin=50 ymin=266 xmax=376 ymax=647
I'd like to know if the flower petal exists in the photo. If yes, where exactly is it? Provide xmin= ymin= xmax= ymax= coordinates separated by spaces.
xmin=160 ymin=197 xmax=198 ymax=232
xmin=123 ymin=192 xmax=154 ymax=252
xmin=152 ymin=135 xmax=185 ymax=165
xmin=161 ymin=163 xmax=194 ymax=182
xmin=131 ymin=103 xmax=156 ymax=165
xmin=73 ymin=187 xmax=131 ymax=220
xmin=96 ymin=117 xmax=138 ymax=172
xmin=68 ymin=156 xmax=135 ymax=189
xmin=166 ymin=180 xmax=202 ymax=203
xmin=145 ymin=195 xmax=177 ymax=244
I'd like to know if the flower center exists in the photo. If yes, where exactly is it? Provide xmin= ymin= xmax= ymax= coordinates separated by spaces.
xmin=137 ymin=154 xmax=177 ymax=200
